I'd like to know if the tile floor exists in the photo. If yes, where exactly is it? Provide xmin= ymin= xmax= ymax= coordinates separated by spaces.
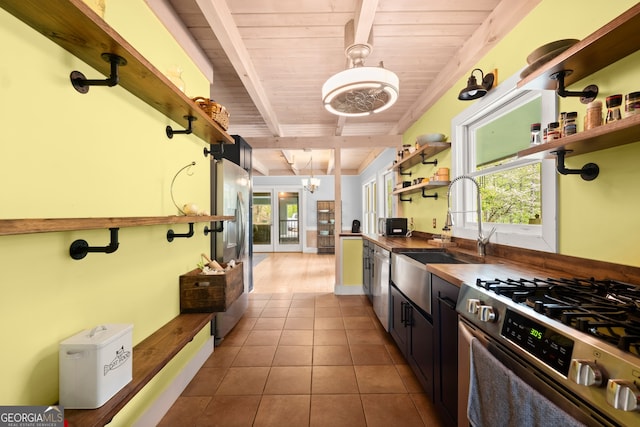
xmin=159 ymin=254 xmax=445 ymax=426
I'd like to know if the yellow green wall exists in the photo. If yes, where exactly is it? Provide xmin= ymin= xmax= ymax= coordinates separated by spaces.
xmin=0 ymin=0 xmax=213 ymax=422
xmin=402 ymin=0 xmax=640 ymax=267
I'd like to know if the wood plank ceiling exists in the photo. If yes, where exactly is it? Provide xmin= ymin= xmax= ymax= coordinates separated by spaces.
xmin=150 ymin=0 xmax=539 ymax=176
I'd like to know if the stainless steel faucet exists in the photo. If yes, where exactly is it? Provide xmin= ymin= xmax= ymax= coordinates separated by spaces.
xmin=444 ymin=175 xmax=496 ymax=256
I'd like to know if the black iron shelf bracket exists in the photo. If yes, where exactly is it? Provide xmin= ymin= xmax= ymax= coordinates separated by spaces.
xmin=166 ymin=115 xmax=196 ymax=139
xmin=398 ymin=167 xmax=412 ymax=177
xmin=70 ymin=228 xmax=120 ymax=260
xmin=551 ymin=149 xmax=599 ymax=181
xmin=549 ymin=70 xmax=599 ymax=104
xmin=204 ymin=222 xmax=224 ymax=235
xmin=167 ymin=222 xmax=194 ymax=242
xmin=399 ymin=195 xmax=412 ymax=203
xmin=204 ymin=142 xmax=225 ymax=160
xmin=70 ymin=53 xmax=127 ymax=94
xmin=420 ymin=153 xmax=438 ymax=166
xmin=421 ymin=189 xmax=438 ymax=199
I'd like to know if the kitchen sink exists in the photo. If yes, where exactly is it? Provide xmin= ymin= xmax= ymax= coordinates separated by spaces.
xmin=401 ymin=251 xmax=466 ymax=265
xmin=391 ymin=251 xmax=468 ymax=316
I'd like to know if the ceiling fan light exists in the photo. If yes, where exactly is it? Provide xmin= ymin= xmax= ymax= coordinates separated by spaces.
xmin=322 ymin=66 xmax=399 ymax=117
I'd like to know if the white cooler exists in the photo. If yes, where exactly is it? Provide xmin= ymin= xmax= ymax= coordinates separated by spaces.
xmin=59 ymin=324 xmax=133 ymax=409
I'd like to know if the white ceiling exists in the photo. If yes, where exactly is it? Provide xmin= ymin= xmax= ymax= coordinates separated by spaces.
xmin=148 ymin=0 xmax=539 ymax=176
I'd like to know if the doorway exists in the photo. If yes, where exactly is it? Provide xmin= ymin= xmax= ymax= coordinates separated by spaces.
xmin=252 ymin=188 xmax=302 ymax=252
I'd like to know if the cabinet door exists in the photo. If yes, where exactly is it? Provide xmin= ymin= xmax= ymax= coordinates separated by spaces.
xmin=389 ymin=285 xmax=408 ymax=356
xmin=409 ymin=306 xmax=434 ymax=398
xmin=432 ymin=274 xmax=461 ymax=427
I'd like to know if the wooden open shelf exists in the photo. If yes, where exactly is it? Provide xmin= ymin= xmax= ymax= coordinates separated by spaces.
xmin=393 ymin=180 xmax=450 ymax=196
xmin=64 ymin=313 xmax=214 ymax=427
xmin=0 ymin=215 xmax=234 ymax=236
xmin=391 ymin=142 xmax=451 ymax=171
xmin=518 ymin=113 xmax=640 ymax=159
xmin=517 ymin=3 xmax=640 ymax=91
xmin=0 ymin=0 xmax=233 ymax=145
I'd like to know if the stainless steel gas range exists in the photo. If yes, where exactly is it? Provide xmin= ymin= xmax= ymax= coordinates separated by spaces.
xmin=457 ymin=276 xmax=640 ymax=427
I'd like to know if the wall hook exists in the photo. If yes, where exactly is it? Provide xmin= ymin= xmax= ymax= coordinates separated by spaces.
xmin=204 ymin=222 xmax=224 ymax=235
xmin=70 ymin=53 xmax=127 ymax=94
xmin=167 ymin=223 xmax=195 ymax=242
xmin=549 ymin=70 xmax=598 ymax=104
xmin=166 ymin=115 xmax=196 ymax=138
xmin=70 ymin=228 xmax=119 ymax=260
xmin=421 ymin=189 xmax=438 ymax=199
xmin=204 ymin=142 xmax=225 ymax=160
xmin=399 ymin=195 xmax=412 ymax=203
xmin=420 ymin=153 xmax=438 ymax=166
xmin=551 ymin=149 xmax=599 ymax=181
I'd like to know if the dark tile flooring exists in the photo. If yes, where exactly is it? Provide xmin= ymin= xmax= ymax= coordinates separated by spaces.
xmin=158 ymin=292 xmax=445 ymax=426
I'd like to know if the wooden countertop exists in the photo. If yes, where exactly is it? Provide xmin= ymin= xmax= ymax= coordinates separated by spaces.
xmin=426 ymin=263 xmax=569 ymax=288
xmin=361 ymin=234 xmax=441 ymax=252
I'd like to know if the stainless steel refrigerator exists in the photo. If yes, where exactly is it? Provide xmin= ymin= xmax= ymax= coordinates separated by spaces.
xmin=210 ymin=157 xmax=251 ymax=343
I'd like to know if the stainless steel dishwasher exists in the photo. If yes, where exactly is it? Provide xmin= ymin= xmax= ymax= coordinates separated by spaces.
xmin=372 ymin=244 xmax=391 ymax=331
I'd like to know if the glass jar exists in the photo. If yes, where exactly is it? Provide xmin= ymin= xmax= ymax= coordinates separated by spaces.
xmin=530 ymin=123 xmax=541 ymax=145
xmin=584 ymin=101 xmax=602 ymax=130
xmin=606 ymin=94 xmax=623 ymax=123
xmin=547 ymin=122 xmax=561 ymax=141
xmin=625 ymin=91 xmax=640 ymax=117
xmin=563 ymin=112 xmax=577 ymax=136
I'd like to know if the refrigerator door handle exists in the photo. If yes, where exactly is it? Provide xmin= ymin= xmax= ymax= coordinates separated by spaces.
xmin=236 ymin=191 xmax=245 ymax=259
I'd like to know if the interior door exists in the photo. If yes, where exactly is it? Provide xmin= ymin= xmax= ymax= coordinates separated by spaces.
xmin=252 ymin=190 xmax=274 ymax=252
xmin=275 ymin=190 xmax=301 ymax=252
xmin=252 ymin=188 xmax=302 ymax=253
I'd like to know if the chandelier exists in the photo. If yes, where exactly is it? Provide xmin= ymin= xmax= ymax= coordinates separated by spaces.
xmin=322 ymin=38 xmax=399 ymax=117
xmin=301 ymin=152 xmax=320 ymax=193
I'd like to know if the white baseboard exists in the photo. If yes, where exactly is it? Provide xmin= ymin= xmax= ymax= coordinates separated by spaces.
xmin=132 ymin=336 xmax=214 ymax=427
xmin=334 ymin=284 xmax=365 ymax=295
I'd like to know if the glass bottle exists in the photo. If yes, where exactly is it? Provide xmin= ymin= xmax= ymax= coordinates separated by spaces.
xmin=530 ymin=123 xmax=541 ymax=145
xmin=606 ymin=94 xmax=623 ymax=123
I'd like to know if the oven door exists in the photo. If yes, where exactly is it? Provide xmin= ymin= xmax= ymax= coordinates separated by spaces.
xmin=458 ymin=317 xmax=615 ymax=427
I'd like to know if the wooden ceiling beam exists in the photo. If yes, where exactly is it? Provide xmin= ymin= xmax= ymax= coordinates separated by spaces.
xmin=390 ymin=0 xmax=541 ymax=134
xmin=195 ymin=0 xmax=283 ymax=136
xmin=245 ymin=135 xmax=401 ymax=149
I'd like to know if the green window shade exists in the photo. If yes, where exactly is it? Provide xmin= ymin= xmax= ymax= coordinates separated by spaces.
xmin=475 ymin=96 xmax=542 ymax=167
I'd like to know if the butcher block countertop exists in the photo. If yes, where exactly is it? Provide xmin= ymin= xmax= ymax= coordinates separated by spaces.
xmin=361 ymin=233 xmax=640 ymax=287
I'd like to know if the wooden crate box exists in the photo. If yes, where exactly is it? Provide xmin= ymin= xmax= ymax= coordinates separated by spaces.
xmin=179 ymin=262 xmax=244 ymax=313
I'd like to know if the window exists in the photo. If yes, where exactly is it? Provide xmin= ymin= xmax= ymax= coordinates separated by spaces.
xmin=362 ymin=179 xmax=377 ymax=234
xmin=450 ymin=72 xmax=558 ymax=252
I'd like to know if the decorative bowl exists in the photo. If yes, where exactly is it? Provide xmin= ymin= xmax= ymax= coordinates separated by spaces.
xmin=319 ymin=230 xmax=330 ymax=236
xmin=526 ymin=39 xmax=579 ymax=65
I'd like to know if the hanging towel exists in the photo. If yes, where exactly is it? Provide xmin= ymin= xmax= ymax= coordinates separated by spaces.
xmin=467 ymin=338 xmax=585 ymax=427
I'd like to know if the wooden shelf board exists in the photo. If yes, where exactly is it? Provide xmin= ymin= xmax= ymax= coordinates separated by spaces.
xmin=518 ymin=3 xmax=640 ymax=90
xmin=0 ymin=215 xmax=234 ymax=236
xmin=393 ymin=181 xmax=450 ymax=196
xmin=518 ymin=114 xmax=640 ymax=159
xmin=65 ymin=313 xmax=214 ymax=427
xmin=0 ymin=0 xmax=233 ymax=145
xmin=392 ymin=142 xmax=451 ymax=171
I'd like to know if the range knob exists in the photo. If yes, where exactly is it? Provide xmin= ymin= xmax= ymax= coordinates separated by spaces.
xmin=606 ymin=379 xmax=640 ymax=411
xmin=478 ymin=305 xmax=497 ymax=322
xmin=466 ymin=298 xmax=481 ymax=314
xmin=569 ymin=360 xmax=604 ymax=387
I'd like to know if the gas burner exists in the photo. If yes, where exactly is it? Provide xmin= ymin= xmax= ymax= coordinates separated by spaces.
xmin=475 ymin=276 xmax=640 ymax=357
